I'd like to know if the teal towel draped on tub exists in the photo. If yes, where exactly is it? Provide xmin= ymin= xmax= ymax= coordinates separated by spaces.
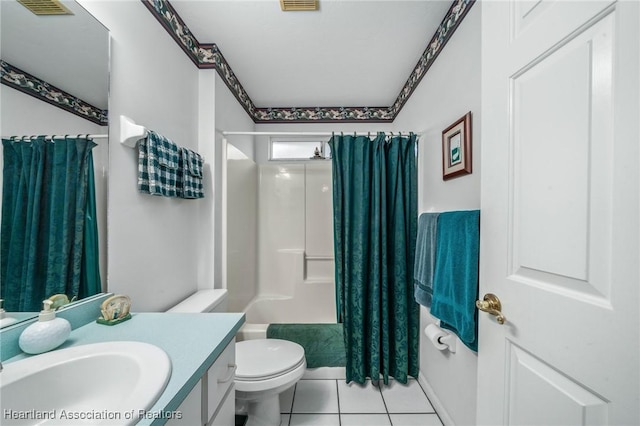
xmin=430 ymin=210 xmax=480 ymax=351
xmin=266 ymin=323 xmax=346 ymax=368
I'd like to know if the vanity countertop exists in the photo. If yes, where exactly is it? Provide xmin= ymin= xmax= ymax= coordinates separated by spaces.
xmin=5 ymin=312 xmax=245 ymax=426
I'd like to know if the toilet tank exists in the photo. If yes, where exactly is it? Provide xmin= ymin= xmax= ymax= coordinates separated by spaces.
xmin=167 ymin=289 xmax=228 ymax=313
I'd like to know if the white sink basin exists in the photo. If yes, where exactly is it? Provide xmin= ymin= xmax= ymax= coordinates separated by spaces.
xmin=0 ymin=341 xmax=172 ymax=425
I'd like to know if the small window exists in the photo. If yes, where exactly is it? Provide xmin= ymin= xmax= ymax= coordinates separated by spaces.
xmin=270 ymin=138 xmax=331 ymax=161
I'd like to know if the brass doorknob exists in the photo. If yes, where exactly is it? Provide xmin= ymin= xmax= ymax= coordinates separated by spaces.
xmin=476 ymin=293 xmax=506 ymax=324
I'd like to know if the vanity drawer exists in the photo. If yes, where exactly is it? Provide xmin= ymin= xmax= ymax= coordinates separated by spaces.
xmin=205 ymin=338 xmax=236 ymax=422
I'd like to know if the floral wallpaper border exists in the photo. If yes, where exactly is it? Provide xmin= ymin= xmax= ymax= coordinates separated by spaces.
xmin=1 ymin=60 xmax=108 ymax=126
xmin=388 ymin=0 xmax=474 ymax=118
xmin=143 ymin=0 xmax=474 ymax=123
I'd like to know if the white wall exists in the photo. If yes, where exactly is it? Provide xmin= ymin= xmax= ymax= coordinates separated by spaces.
xmin=0 ymin=86 xmax=109 ymax=292
xmin=70 ymin=2 xmax=256 ymax=312
xmin=226 ymin=145 xmax=258 ymax=312
xmin=196 ymin=71 xmax=216 ymax=294
xmin=215 ymin=74 xmax=255 ymax=161
xmin=79 ymin=0 xmax=202 ymax=311
xmin=393 ymin=5 xmax=481 ymax=426
xmin=213 ymin=73 xmax=255 ymax=292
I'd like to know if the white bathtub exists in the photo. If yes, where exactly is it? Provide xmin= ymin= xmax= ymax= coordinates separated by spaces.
xmin=236 ymin=291 xmax=347 ymax=379
xmin=237 ymin=283 xmax=337 ymax=341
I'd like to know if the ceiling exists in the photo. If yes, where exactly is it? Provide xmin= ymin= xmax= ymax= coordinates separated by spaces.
xmin=170 ymin=0 xmax=453 ymax=109
xmin=1 ymin=0 xmax=466 ymax=123
xmin=0 ymin=0 xmax=109 ymax=109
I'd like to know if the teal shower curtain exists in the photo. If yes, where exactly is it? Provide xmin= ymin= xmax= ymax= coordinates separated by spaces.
xmin=1 ymin=136 xmax=101 ymax=312
xmin=330 ymin=132 xmax=419 ymax=385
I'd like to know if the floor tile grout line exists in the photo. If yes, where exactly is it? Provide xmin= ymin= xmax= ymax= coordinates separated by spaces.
xmin=287 ymin=378 xmax=440 ymax=425
xmin=375 ymin=378 xmax=394 ymax=425
xmin=285 ymin=383 xmax=296 ymax=425
xmin=335 ymin=379 xmax=342 ymax=426
xmin=416 ymin=377 xmax=445 ymax=424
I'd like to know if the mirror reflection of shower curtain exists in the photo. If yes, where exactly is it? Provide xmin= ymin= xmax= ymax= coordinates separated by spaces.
xmin=330 ymin=132 xmax=419 ymax=385
xmin=1 ymin=136 xmax=101 ymax=312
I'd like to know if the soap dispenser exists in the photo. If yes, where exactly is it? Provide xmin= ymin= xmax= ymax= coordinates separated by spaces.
xmin=18 ymin=300 xmax=71 ymax=354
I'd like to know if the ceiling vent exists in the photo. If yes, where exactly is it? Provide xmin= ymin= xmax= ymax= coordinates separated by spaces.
xmin=17 ymin=0 xmax=74 ymax=15
xmin=280 ymin=0 xmax=318 ymax=12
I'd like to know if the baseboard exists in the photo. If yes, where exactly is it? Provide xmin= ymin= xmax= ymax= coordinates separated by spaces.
xmin=418 ymin=371 xmax=455 ymax=426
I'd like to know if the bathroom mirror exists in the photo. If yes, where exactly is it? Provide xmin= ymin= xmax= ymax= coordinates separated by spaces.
xmin=0 ymin=0 xmax=110 ymax=326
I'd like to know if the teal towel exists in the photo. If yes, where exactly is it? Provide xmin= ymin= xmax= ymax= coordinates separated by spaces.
xmin=414 ymin=212 xmax=440 ymax=307
xmin=430 ymin=210 xmax=480 ymax=351
xmin=266 ymin=323 xmax=346 ymax=368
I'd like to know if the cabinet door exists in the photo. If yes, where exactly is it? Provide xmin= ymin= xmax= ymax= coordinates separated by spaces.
xmin=166 ymin=380 xmax=204 ymax=426
xmin=209 ymin=384 xmax=235 ymax=426
xmin=205 ymin=338 xmax=236 ymax=422
xmin=166 ymin=339 xmax=237 ymax=426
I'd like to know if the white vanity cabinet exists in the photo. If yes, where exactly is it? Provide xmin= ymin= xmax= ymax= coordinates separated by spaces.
xmin=204 ymin=338 xmax=236 ymax=426
xmin=167 ymin=338 xmax=236 ymax=426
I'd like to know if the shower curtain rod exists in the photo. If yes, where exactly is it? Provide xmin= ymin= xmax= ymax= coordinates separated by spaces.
xmin=3 ymin=134 xmax=108 ymax=140
xmin=221 ymin=131 xmax=418 ymax=137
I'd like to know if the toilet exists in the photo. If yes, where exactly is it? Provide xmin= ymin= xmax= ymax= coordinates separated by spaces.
xmin=168 ymin=290 xmax=306 ymax=426
xmin=235 ymin=339 xmax=306 ymax=425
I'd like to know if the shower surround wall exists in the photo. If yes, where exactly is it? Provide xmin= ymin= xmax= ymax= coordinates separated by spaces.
xmin=245 ymin=162 xmax=336 ymax=324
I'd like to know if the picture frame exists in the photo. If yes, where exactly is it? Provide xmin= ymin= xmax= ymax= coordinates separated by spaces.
xmin=442 ymin=112 xmax=472 ymax=180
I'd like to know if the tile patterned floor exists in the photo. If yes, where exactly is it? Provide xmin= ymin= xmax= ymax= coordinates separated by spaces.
xmin=278 ymin=378 xmax=443 ymax=426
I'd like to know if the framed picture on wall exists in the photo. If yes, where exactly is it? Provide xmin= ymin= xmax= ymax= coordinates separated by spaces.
xmin=442 ymin=112 xmax=472 ymax=180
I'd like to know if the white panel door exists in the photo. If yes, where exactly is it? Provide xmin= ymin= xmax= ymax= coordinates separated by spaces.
xmin=478 ymin=1 xmax=639 ymax=424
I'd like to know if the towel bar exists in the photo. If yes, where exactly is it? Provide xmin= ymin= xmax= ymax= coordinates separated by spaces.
xmin=120 ymin=115 xmax=148 ymax=148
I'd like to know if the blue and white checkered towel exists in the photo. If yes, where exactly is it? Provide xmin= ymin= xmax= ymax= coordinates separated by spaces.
xmin=138 ymin=131 xmax=180 ymax=197
xmin=178 ymin=147 xmax=204 ymax=199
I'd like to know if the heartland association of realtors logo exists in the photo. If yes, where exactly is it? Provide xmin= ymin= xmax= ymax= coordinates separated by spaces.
xmin=3 ymin=409 xmax=183 ymax=422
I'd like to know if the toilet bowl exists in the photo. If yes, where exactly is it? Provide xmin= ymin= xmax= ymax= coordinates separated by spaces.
xmin=168 ymin=290 xmax=306 ymax=426
xmin=235 ymin=339 xmax=306 ymax=426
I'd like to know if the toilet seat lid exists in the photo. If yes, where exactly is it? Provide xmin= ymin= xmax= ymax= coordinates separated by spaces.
xmin=236 ymin=339 xmax=305 ymax=380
